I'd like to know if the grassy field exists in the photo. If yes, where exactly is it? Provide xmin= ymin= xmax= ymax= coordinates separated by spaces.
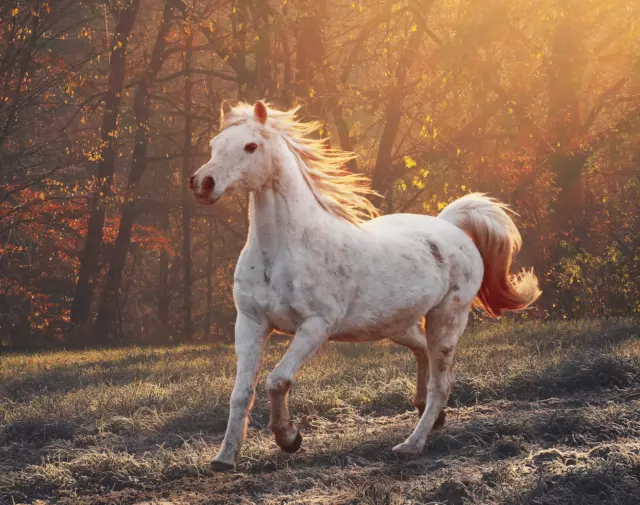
xmin=1 ymin=318 xmax=639 ymax=504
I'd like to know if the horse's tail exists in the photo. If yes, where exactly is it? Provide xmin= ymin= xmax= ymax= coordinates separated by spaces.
xmin=438 ymin=193 xmax=541 ymax=317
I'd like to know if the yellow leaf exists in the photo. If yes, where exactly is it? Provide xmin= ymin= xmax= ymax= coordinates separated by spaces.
xmin=404 ymin=156 xmax=417 ymax=169
xmin=410 ymin=23 xmax=417 ymax=33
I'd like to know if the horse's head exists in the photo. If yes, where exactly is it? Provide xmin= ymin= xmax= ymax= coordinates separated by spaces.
xmin=190 ymin=100 xmax=272 ymax=204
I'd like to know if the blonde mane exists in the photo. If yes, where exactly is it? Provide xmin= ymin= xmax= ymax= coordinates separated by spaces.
xmin=221 ymin=102 xmax=380 ymax=224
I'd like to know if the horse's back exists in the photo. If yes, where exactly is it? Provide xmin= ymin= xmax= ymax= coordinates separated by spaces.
xmin=361 ymin=211 xmax=484 ymax=295
xmin=362 ymin=212 xmax=474 ymax=249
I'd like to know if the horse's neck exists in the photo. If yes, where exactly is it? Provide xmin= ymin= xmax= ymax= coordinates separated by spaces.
xmin=247 ymin=139 xmax=332 ymax=263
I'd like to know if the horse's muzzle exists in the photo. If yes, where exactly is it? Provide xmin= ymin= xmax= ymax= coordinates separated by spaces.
xmin=190 ymin=175 xmax=217 ymax=204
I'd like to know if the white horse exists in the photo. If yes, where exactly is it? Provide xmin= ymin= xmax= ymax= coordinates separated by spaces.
xmin=189 ymin=100 xmax=541 ymax=471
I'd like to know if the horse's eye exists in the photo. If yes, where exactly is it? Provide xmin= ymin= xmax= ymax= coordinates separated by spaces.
xmin=244 ymin=142 xmax=258 ymax=153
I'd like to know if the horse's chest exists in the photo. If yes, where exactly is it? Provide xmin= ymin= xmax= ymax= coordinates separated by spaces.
xmin=262 ymin=280 xmax=300 ymax=333
xmin=235 ymin=263 xmax=304 ymax=334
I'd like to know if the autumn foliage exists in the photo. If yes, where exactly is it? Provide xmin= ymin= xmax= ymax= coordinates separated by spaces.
xmin=1 ymin=0 xmax=638 ymax=348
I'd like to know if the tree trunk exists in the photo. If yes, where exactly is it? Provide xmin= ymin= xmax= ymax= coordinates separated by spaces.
xmin=370 ymin=2 xmax=430 ymax=209
xmin=94 ymin=0 xmax=175 ymax=343
xmin=548 ymin=15 xmax=587 ymax=247
xmin=294 ymin=0 xmax=326 ymax=120
xmin=253 ymin=0 xmax=272 ymax=98
xmin=181 ymin=31 xmax=194 ymax=342
xmin=70 ymin=0 xmax=140 ymax=328
xmin=158 ymin=212 xmax=170 ymax=326
xmin=281 ymin=2 xmax=293 ymax=108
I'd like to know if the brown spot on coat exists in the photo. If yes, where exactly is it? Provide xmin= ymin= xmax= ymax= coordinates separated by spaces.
xmin=440 ymin=346 xmax=454 ymax=358
xmin=429 ymin=241 xmax=443 ymax=265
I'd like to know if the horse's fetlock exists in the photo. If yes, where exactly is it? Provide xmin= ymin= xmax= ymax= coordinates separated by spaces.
xmin=270 ymin=419 xmax=292 ymax=433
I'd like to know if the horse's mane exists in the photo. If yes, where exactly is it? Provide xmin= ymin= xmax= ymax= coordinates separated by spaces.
xmin=222 ymin=102 xmax=380 ymax=224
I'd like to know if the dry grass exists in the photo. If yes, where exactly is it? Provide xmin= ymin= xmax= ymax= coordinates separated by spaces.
xmin=1 ymin=318 xmax=639 ymax=504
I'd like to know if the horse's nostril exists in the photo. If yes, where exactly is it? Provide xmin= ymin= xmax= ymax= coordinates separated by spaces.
xmin=202 ymin=176 xmax=215 ymax=195
xmin=188 ymin=175 xmax=196 ymax=191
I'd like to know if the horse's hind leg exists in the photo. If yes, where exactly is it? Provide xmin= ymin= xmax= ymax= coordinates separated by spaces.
xmin=392 ymin=298 xmax=470 ymax=456
xmin=391 ymin=323 xmax=445 ymax=429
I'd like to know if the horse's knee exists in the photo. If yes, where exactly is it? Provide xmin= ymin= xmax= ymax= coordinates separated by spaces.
xmin=266 ymin=373 xmax=291 ymax=396
xmin=230 ymin=387 xmax=254 ymax=409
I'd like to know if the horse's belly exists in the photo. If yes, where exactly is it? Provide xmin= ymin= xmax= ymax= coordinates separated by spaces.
xmin=330 ymin=300 xmax=426 ymax=343
xmin=329 ymin=329 xmax=388 ymax=343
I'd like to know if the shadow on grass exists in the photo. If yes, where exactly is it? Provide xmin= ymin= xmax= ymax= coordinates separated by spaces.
xmin=241 ymin=393 xmax=640 ymax=476
xmin=2 ymin=322 xmax=638 ymax=407
xmin=159 ymin=405 xmax=233 ymax=438
xmin=507 ymin=462 xmax=640 ymax=505
xmin=3 ymin=394 xmax=639 ymax=505
xmin=0 ymin=418 xmax=81 ymax=444
xmin=454 ymin=353 xmax=640 ymax=406
xmin=475 ymin=319 xmax=639 ymax=351
xmin=154 ymin=353 xmax=640 ymax=447
xmin=0 ymin=347 xmax=224 ymax=403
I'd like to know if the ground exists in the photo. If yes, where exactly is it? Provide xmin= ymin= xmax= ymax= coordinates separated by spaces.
xmin=1 ymin=318 xmax=639 ymax=505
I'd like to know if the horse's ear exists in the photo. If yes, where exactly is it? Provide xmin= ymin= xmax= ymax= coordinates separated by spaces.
xmin=220 ymin=100 xmax=232 ymax=119
xmin=254 ymin=100 xmax=267 ymax=124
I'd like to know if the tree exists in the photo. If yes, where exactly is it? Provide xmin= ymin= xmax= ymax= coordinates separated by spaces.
xmin=71 ymin=0 xmax=141 ymax=328
xmin=94 ymin=0 xmax=179 ymax=342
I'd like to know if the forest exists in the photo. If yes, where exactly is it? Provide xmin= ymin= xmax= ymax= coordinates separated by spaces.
xmin=1 ymin=0 xmax=639 ymax=348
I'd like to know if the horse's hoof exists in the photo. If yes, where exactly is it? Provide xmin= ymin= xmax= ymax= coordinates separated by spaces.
xmin=210 ymin=459 xmax=235 ymax=472
xmin=279 ymin=431 xmax=303 ymax=453
xmin=433 ymin=409 xmax=446 ymax=430
xmin=392 ymin=441 xmax=422 ymax=456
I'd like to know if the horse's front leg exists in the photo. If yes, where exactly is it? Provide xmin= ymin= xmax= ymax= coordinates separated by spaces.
xmin=211 ymin=312 xmax=271 ymax=471
xmin=266 ymin=317 xmax=328 ymax=453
